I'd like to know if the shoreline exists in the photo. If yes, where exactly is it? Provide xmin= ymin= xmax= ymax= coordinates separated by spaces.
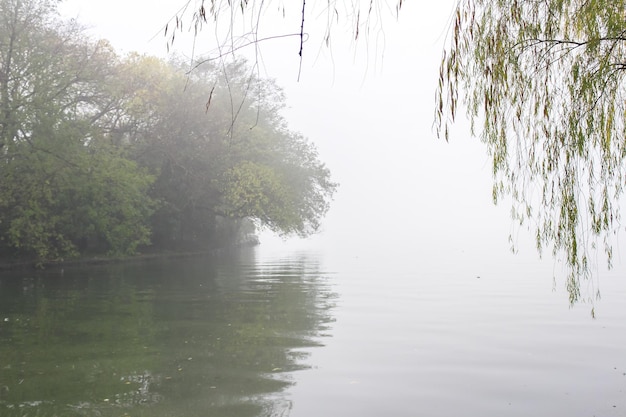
xmin=0 ymin=237 xmax=260 ymax=272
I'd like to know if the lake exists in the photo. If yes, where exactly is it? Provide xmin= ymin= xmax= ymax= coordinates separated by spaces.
xmin=0 ymin=239 xmax=625 ymax=417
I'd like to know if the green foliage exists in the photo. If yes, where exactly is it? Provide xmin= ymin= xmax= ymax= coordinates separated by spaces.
xmin=0 ymin=0 xmax=155 ymax=261
xmin=0 ymin=128 xmax=155 ymax=260
xmin=120 ymin=57 xmax=337 ymax=246
xmin=435 ymin=0 xmax=626 ymax=303
xmin=0 ymin=0 xmax=336 ymax=261
xmin=221 ymin=161 xmax=298 ymax=232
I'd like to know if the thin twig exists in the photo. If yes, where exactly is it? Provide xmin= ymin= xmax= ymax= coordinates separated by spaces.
xmin=298 ymin=0 xmax=306 ymax=81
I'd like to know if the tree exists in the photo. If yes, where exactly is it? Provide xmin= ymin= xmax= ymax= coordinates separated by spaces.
xmin=434 ymin=0 xmax=626 ymax=306
xmin=0 ymin=0 xmax=337 ymax=262
xmin=115 ymin=56 xmax=337 ymax=247
xmin=0 ymin=0 xmax=155 ymax=261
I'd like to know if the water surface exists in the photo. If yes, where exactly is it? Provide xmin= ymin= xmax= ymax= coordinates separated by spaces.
xmin=0 ymin=249 xmax=335 ymax=416
xmin=1 ymin=242 xmax=625 ymax=417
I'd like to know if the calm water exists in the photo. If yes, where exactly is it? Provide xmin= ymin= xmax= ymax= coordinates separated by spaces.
xmin=1 ymin=242 xmax=625 ymax=417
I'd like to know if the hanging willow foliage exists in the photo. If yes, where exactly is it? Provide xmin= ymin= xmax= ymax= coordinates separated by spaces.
xmin=435 ymin=0 xmax=626 ymax=305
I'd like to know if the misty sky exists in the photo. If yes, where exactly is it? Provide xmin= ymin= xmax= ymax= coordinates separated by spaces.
xmin=58 ymin=0 xmax=552 ymax=267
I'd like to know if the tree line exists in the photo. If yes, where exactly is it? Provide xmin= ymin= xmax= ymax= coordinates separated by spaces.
xmin=0 ymin=0 xmax=337 ymax=264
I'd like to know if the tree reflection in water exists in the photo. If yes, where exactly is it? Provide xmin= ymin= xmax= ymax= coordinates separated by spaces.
xmin=0 ymin=248 xmax=336 ymax=416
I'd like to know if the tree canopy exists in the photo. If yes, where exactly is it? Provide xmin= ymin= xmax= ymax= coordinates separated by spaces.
xmin=118 ymin=55 xmax=337 ymax=247
xmin=0 ymin=0 xmax=155 ymax=260
xmin=0 ymin=0 xmax=337 ymax=264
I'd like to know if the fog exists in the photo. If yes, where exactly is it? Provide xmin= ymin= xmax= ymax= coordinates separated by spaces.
xmin=58 ymin=0 xmax=617 ymax=281
xmin=3 ymin=3 xmax=625 ymax=416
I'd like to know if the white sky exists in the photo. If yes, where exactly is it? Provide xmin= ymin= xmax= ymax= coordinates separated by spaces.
xmin=58 ymin=0 xmax=546 ymax=265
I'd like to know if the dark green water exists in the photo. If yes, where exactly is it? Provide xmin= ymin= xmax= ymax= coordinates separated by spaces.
xmin=0 ymin=248 xmax=335 ymax=417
